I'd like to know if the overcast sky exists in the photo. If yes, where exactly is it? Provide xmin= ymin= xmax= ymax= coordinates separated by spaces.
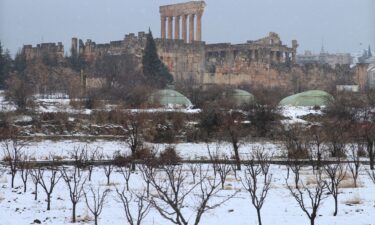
xmin=0 ymin=0 xmax=374 ymax=56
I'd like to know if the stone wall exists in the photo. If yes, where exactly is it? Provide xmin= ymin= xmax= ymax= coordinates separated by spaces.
xmin=23 ymin=42 xmax=64 ymax=62
xmin=21 ymin=31 xmax=369 ymax=92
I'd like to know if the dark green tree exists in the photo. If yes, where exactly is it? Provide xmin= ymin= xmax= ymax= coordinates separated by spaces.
xmin=142 ymin=29 xmax=173 ymax=88
xmin=0 ymin=41 xmax=13 ymax=88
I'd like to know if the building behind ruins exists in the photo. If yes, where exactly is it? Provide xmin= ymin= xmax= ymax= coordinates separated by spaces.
xmin=21 ymin=1 xmax=370 ymax=92
xmin=297 ymin=50 xmax=353 ymax=67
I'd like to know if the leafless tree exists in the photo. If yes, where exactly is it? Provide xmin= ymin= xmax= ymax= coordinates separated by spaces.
xmin=286 ymin=158 xmax=303 ymax=188
xmin=348 ymin=144 xmax=362 ymax=188
xmin=282 ymin=124 xmax=309 ymax=160
xmin=84 ymin=186 xmax=110 ymax=225
xmin=324 ymin=122 xmax=348 ymax=158
xmin=324 ymin=161 xmax=347 ymax=216
xmin=2 ymin=138 xmax=26 ymax=188
xmin=103 ymin=163 xmax=113 ymax=186
xmin=19 ymin=155 xmax=31 ymax=192
xmin=142 ymin=164 xmax=235 ymax=225
xmin=30 ymin=167 xmax=41 ymax=200
xmin=61 ymin=166 xmax=87 ymax=223
xmin=98 ymin=153 xmax=114 ymax=185
xmin=287 ymin=170 xmax=328 ymax=225
xmin=222 ymin=112 xmax=246 ymax=170
xmin=207 ymin=142 xmax=231 ymax=189
xmin=119 ymin=165 xmax=132 ymax=191
xmin=116 ymin=188 xmax=151 ymax=225
xmin=86 ymin=147 xmax=100 ymax=181
xmin=69 ymin=146 xmax=87 ymax=177
xmin=123 ymin=113 xmax=146 ymax=171
xmin=188 ymin=163 xmax=199 ymax=184
xmin=367 ymin=169 xmax=375 ymax=184
xmin=38 ymin=166 xmax=62 ymax=210
xmin=241 ymin=149 xmax=272 ymax=225
xmin=138 ymin=162 xmax=157 ymax=198
xmin=308 ymin=125 xmax=326 ymax=171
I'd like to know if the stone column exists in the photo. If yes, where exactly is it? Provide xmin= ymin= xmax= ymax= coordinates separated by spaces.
xmin=174 ymin=16 xmax=180 ymax=40
xmin=196 ymin=13 xmax=202 ymax=41
xmin=189 ymin=14 xmax=195 ymax=43
xmin=168 ymin=16 xmax=173 ymax=39
xmin=182 ymin=15 xmax=187 ymax=43
xmin=161 ymin=16 xmax=166 ymax=39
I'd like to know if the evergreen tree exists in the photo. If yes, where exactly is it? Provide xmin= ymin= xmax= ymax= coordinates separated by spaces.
xmin=0 ymin=41 xmax=13 ymax=89
xmin=142 ymin=29 xmax=173 ymax=88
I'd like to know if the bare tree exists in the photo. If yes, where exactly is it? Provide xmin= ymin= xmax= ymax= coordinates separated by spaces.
xmin=86 ymin=147 xmax=100 ymax=181
xmin=287 ymin=170 xmax=328 ymax=225
xmin=119 ymin=165 xmax=132 ymax=191
xmin=286 ymin=159 xmax=303 ymax=188
xmin=38 ymin=166 xmax=62 ymax=210
xmin=207 ymin=142 xmax=231 ymax=189
xmin=2 ymin=138 xmax=25 ymax=188
xmin=367 ymin=169 xmax=375 ymax=184
xmin=30 ymin=167 xmax=41 ymax=200
xmin=348 ymin=144 xmax=362 ymax=188
xmin=84 ymin=186 xmax=110 ymax=225
xmin=241 ymin=149 xmax=272 ymax=225
xmin=142 ymin=164 xmax=235 ymax=225
xmin=103 ymin=163 xmax=114 ymax=186
xmin=61 ymin=166 xmax=87 ymax=223
xmin=308 ymin=125 xmax=325 ymax=170
xmin=188 ymin=163 xmax=199 ymax=184
xmin=324 ymin=161 xmax=347 ymax=216
xmin=222 ymin=112 xmax=246 ymax=170
xmin=116 ymin=188 xmax=151 ymax=225
xmin=19 ymin=155 xmax=31 ymax=192
xmin=122 ymin=113 xmax=146 ymax=171
xmin=70 ymin=146 xmax=87 ymax=177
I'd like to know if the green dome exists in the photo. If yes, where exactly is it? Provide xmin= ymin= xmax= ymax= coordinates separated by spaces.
xmin=224 ymin=89 xmax=255 ymax=106
xmin=149 ymin=89 xmax=192 ymax=108
xmin=279 ymin=90 xmax=334 ymax=107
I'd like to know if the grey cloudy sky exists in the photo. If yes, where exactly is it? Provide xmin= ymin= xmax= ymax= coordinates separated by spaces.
xmin=0 ymin=0 xmax=374 ymax=56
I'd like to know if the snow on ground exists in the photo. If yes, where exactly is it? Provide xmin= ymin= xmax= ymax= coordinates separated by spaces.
xmin=9 ymin=140 xmax=283 ymax=161
xmin=0 ymin=164 xmax=374 ymax=225
xmin=281 ymin=106 xmax=323 ymax=124
xmin=0 ymin=90 xmax=16 ymax=112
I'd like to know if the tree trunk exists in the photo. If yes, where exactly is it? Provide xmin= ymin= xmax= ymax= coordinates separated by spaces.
xmin=11 ymin=174 xmax=15 ymax=188
xmin=233 ymin=145 xmax=241 ymax=170
xmin=34 ymin=183 xmax=38 ymax=200
xmin=333 ymin=196 xmax=338 ymax=216
xmin=131 ymin=149 xmax=136 ymax=171
xmin=310 ymin=218 xmax=315 ymax=225
xmin=89 ymin=168 xmax=92 ymax=181
xmin=94 ymin=215 xmax=98 ymax=225
xmin=72 ymin=203 xmax=76 ymax=222
xmin=47 ymin=194 xmax=51 ymax=210
xmin=107 ymin=175 xmax=110 ymax=185
xmin=23 ymin=182 xmax=27 ymax=192
xmin=256 ymin=208 xmax=262 ymax=225
xmin=368 ymin=140 xmax=374 ymax=170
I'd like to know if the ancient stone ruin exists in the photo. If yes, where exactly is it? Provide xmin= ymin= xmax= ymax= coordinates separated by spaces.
xmin=159 ymin=1 xmax=205 ymax=43
xmin=21 ymin=1 xmax=369 ymax=92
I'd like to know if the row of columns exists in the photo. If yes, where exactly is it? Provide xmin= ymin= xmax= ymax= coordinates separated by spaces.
xmin=161 ymin=13 xmax=202 ymax=43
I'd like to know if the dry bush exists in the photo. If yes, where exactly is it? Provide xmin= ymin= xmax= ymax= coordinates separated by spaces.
xmin=343 ymin=195 xmax=363 ymax=205
xmin=159 ymin=146 xmax=181 ymax=165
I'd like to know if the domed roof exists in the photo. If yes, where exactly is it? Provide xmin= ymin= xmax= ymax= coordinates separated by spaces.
xmin=224 ymin=89 xmax=255 ymax=106
xmin=149 ymin=89 xmax=192 ymax=108
xmin=279 ymin=90 xmax=334 ymax=107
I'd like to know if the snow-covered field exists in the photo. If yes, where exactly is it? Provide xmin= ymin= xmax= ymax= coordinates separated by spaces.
xmin=6 ymin=140 xmax=283 ymax=161
xmin=0 ymin=164 xmax=374 ymax=225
